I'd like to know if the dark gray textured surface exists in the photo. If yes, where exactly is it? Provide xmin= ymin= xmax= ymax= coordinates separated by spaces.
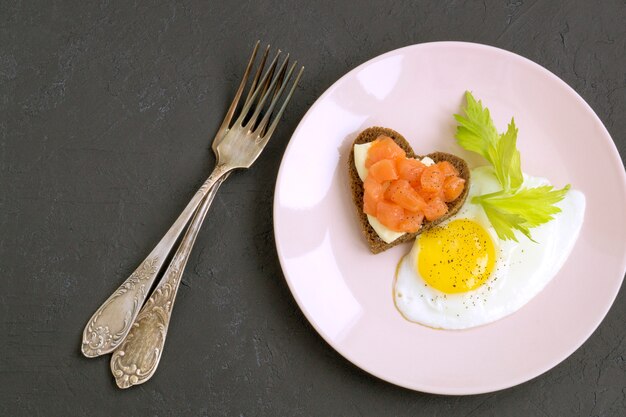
xmin=1 ymin=0 xmax=625 ymax=415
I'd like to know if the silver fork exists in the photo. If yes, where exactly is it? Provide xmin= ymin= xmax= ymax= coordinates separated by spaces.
xmin=107 ymin=47 xmax=303 ymax=388
xmin=81 ymin=42 xmax=302 ymax=359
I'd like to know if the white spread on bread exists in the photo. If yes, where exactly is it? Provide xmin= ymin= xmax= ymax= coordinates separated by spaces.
xmin=420 ymin=156 xmax=435 ymax=167
xmin=353 ymin=143 xmax=434 ymax=244
xmin=353 ymin=143 xmax=371 ymax=182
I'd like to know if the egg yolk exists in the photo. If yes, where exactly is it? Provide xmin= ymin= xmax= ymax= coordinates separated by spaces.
xmin=417 ymin=219 xmax=495 ymax=294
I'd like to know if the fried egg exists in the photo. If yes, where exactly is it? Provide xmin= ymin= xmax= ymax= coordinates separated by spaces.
xmin=393 ymin=166 xmax=585 ymax=329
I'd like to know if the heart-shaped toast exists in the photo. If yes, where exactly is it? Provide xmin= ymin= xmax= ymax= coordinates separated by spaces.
xmin=349 ymin=126 xmax=471 ymax=254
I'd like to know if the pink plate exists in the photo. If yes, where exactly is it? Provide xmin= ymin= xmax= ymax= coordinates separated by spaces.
xmin=273 ymin=42 xmax=626 ymax=395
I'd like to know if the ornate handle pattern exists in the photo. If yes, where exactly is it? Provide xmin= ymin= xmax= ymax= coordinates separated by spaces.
xmin=81 ymin=166 xmax=229 ymax=357
xmin=110 ymin=171 xmax=224 ymax=388
xmin=81 ymin=257 xmax=160 ymax=357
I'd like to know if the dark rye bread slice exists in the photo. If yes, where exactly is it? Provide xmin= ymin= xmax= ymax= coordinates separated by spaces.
xmin=349 ymin=126 xmax=471 ymax=254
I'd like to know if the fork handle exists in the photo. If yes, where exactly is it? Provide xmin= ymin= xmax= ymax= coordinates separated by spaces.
xmin=110 ymin=169 xmax=221 ymax=388
xmin=81 ymin=165 xmax=230 ymax=357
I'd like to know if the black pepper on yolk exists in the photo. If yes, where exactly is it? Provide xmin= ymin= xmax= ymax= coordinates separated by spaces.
xmin=417 ymin=219 xmax=496 ymax=293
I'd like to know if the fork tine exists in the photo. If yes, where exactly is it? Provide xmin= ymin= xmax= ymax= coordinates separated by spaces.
xmin=251 ymin=49 xmax=277 ymax=108
xmin=235 ymin=50 xmax=282 ymax=127
xmin=271 ymin=55 xmax=288 ymax=99
xmin=256 ymin=57 xmax=290 ymax=135
xmin=216 ymin=41 xmax=259 ymax=134
xmin=255 ymin=61 xmax=296 ymax=134
xmin=262 ymin=66 xmax=304 ymax=140
xmin=242 ymin=49 xmax=277 ymax=128
xmin=246 ymin=54 xmax=290 ymax=130
xmin=242 ymin=44 xmax=270 ymax=109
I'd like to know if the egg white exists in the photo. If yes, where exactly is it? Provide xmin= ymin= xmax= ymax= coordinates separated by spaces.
xmin=393 ymin=166 xmax=586 ymax=330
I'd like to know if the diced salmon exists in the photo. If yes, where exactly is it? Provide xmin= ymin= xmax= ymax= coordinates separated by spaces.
xmin=376 ymin=200 xmax=404 ymax=230
xmin=437 ymin=160 xmax=459 ymax=177
xmin=365 ymin=136 xmax=406 ymax=168
xmin=363 ymin=192 xmax=378 ymax=216
xmin=443 ymin=176 xmax=466 ymax=202
xmin=385 ymin=179 xmax=426 ymax=212
xmin=362 ymin=140 xmax=465 ymax=229
xmin=396 ymin=158 xmax=425 ymax=182
xmin=398 ymin=211 xmax=424 ymax=233
xmin=410 ymin=179 xmax=436 ymax=201
xmin=423 ymin=197 xmax=448 ymax=221
xmin=409 ymin=179 xmax=421 ymax=192
xmin=369 ymin=159 xmax=399 ymax=183
xmin=363 ymin=176 xmax=383 ymax=216
xmin=364 ymin=176 xmax=384 ymax=200
xmin=420 ymin=164 xmax=444 ymax=193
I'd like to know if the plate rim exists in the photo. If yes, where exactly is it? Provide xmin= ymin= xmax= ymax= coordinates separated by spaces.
xmin=273 ymin=41 xmax=626 ymax=395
